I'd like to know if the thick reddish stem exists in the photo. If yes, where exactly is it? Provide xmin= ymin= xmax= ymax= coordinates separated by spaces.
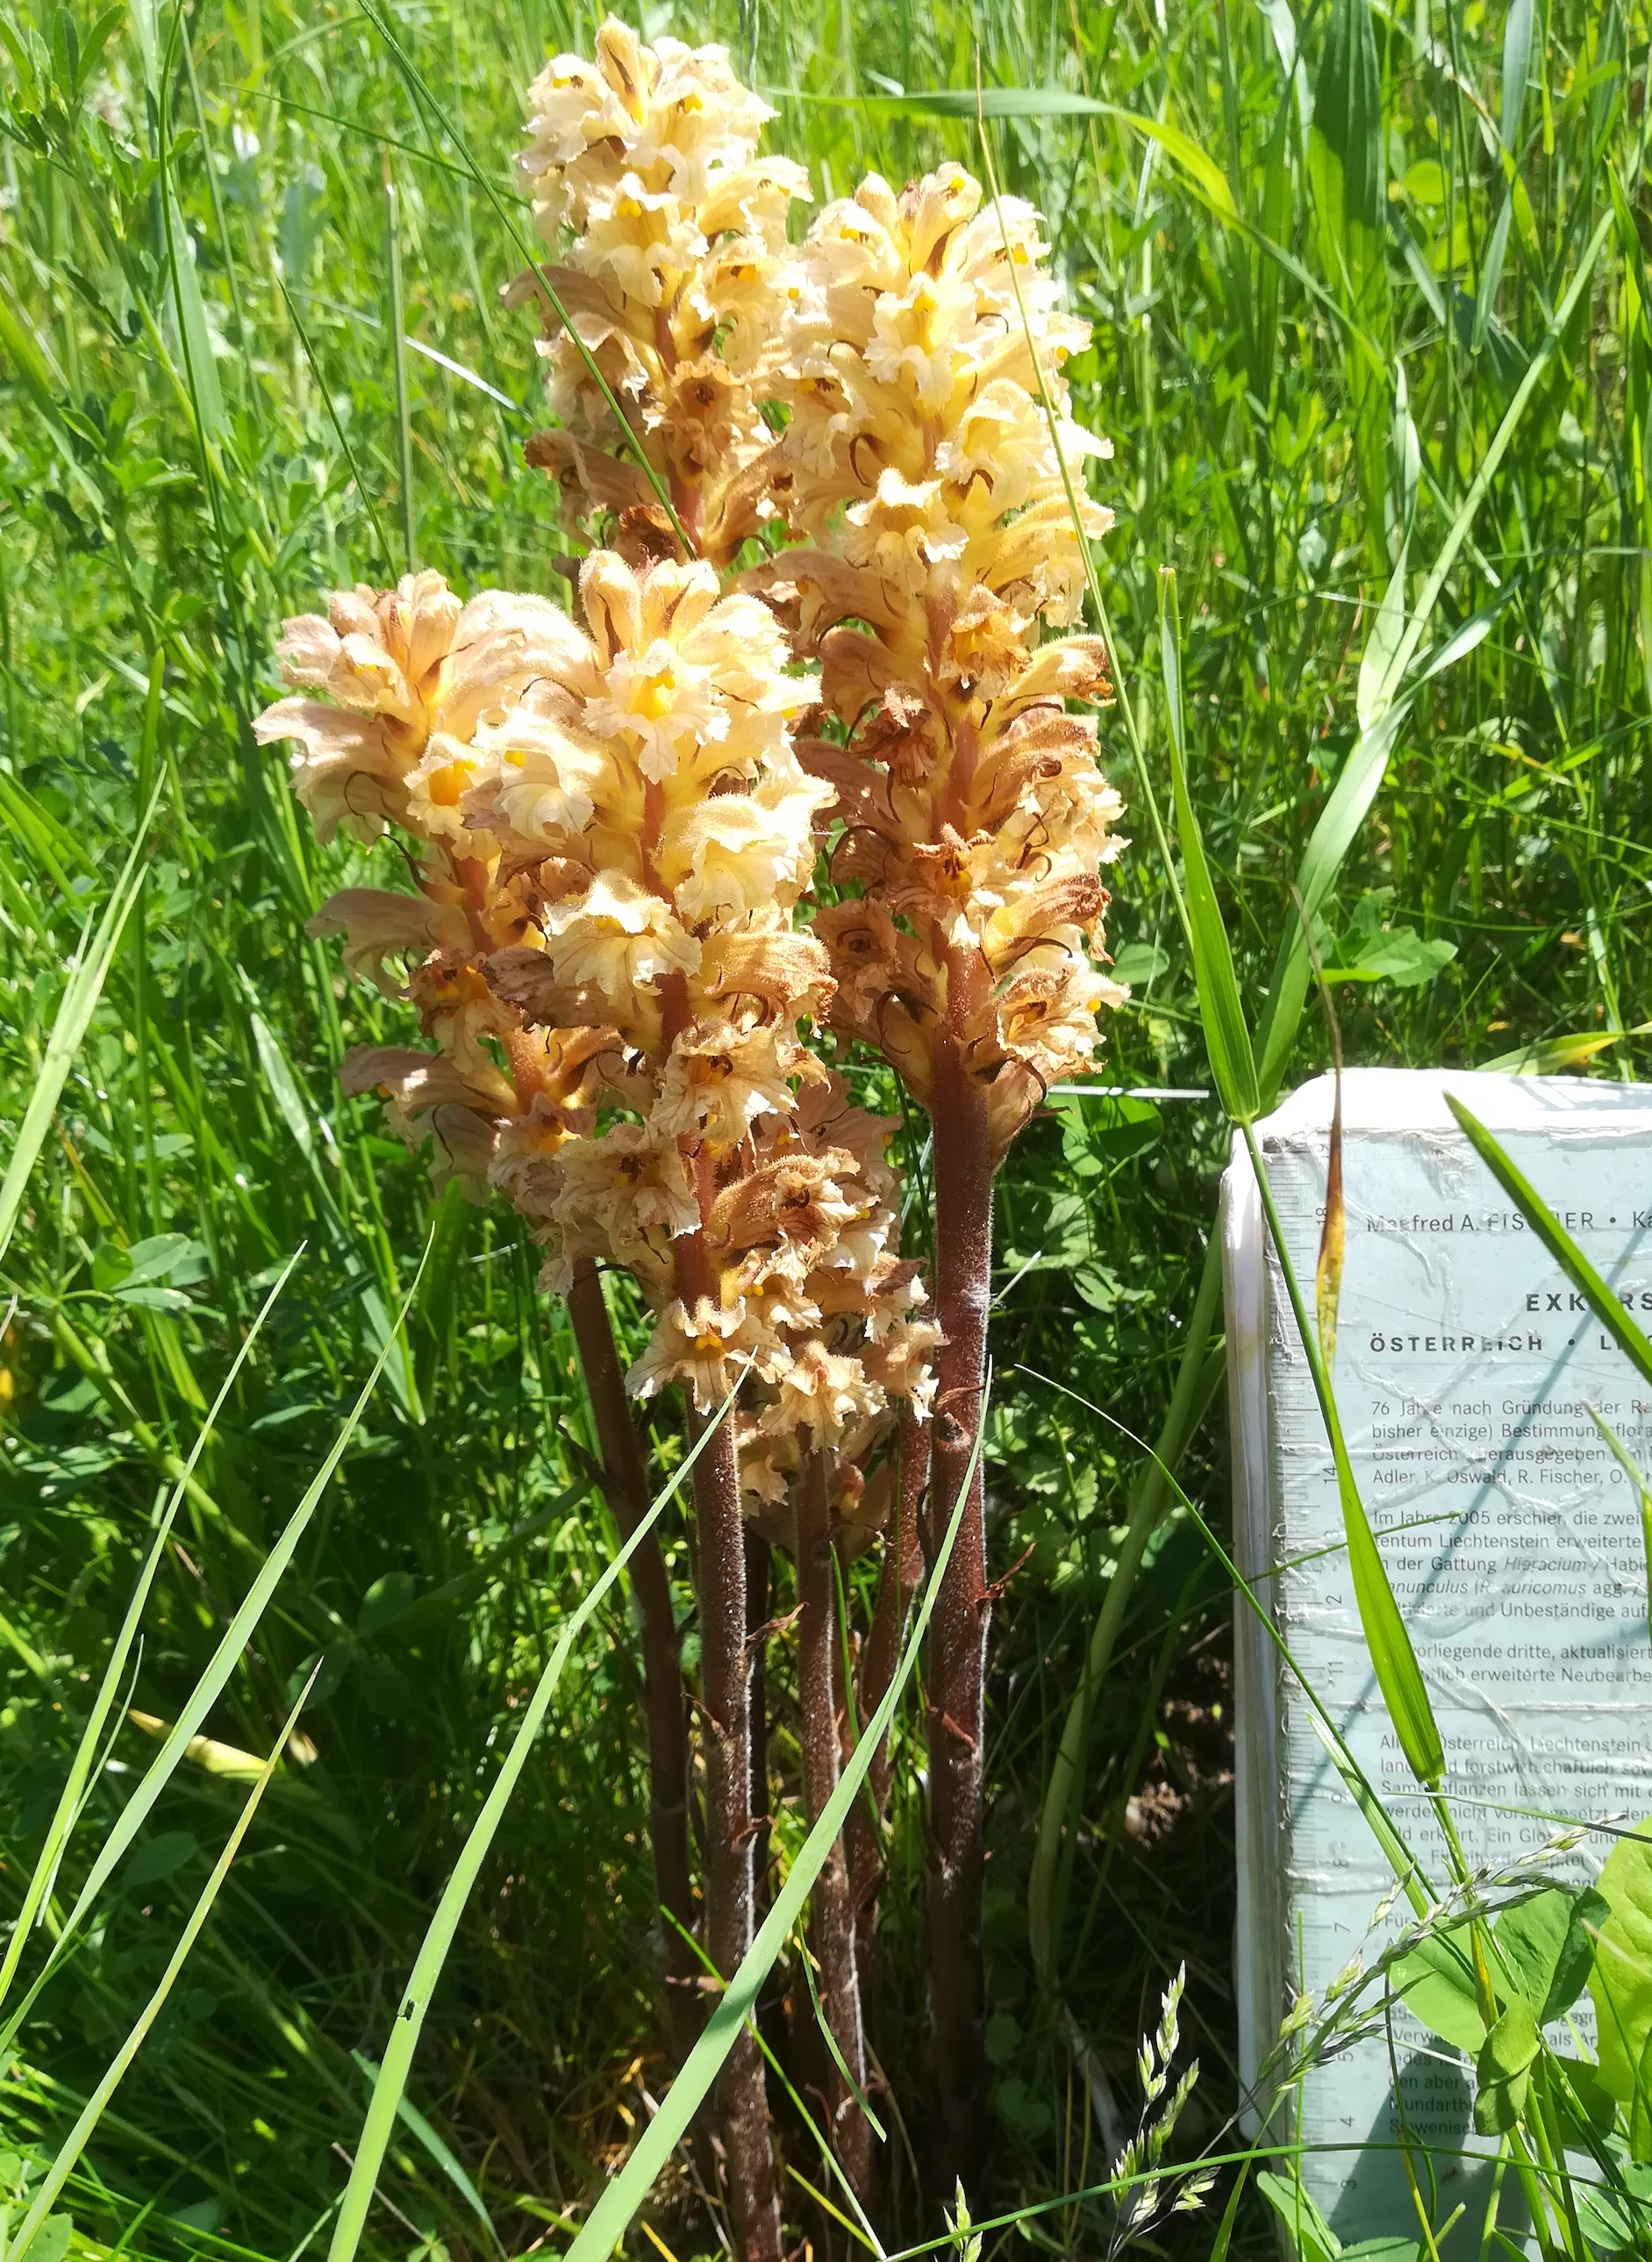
xmin=566 ymin=1261 xmax=701 ymax=2065
xmin=847 ymin=1411 xmax=928 ymax=2029
xmin=654 ymin=961 xmax=781 ymax=2257
xmin=747 ymin=1528 xmax=773 ymax=1924
xmin=925 ymin=969 xmax=994 ymax=2197
xmin=690 ymin=1402 xmax=782 ymax=2262
xmin=796 ymin=1450 xmax=872 ymax=2201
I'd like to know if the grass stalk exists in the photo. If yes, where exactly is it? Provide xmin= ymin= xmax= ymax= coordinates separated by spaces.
xmin=795 ymin=1446 xmax=872 ymax=2202
xmin=382 ymin=151 xmax=417 ymax=575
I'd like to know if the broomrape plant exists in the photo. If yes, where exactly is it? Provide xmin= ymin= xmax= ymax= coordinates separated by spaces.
xmin=757 ymin=157 xmax=1127 ymax=2177
xmin=259 ymin=22 xmax=1123 ymax=2252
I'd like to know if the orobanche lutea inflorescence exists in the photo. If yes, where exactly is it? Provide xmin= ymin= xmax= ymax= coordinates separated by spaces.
xmin=257 ymin=22 xmax=1126 ymax=2252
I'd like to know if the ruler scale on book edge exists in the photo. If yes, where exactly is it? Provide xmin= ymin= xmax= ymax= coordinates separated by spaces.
xmin=1223 ymin=1070 xmax=1652 ymax=2253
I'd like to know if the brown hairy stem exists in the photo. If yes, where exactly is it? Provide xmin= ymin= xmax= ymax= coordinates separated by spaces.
xmin=655 ymin=927 xmax=779 ymax=2259
xmin=925 ymin=965 xmax=995 ymax=2197
xmin=847 ymin=1410 xmax=929 ymax=2029
xmin=690 ymin=1400 xmax=782 ymax=2262
xmin=796 ymin=1449 xmax=872 ymax=2201
xmin=747 ymin=1528 xmax=773 ymax=1924
xmin=565 ymin=1261 xmax=701 ymax=2065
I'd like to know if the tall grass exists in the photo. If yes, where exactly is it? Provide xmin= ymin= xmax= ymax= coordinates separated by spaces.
xmin=1 ymin=0 xmax=1648 ymax=2252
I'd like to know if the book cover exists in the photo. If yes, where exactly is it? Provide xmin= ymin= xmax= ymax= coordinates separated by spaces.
xmin=1223 ymin=1070 xmax=1652 ymax=2247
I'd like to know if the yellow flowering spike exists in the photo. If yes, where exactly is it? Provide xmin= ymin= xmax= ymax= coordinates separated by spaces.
xmin=452 ymin=548 xmax=933 ymax=1468
xmin=760 ymin=163 xmax=1128 ymax=1160
xmin=511 ymin=18 xmax=810 ymax=562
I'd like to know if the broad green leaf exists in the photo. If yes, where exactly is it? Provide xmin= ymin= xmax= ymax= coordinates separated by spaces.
xmin=1479 ymin=1027 xmax=1645 ymax=1074
xmin=1244 ymin=1130 xmax=1443 ymax=1786
xmin=1256 ymin=2169 xmax=1341 ymax=2262
xmin=163 ymin=191 xmax=227 ymax=443
xmin=1307 ymin=0 xmax=1389 ymax=551
xmin=19 ymin=2217 xmax=71 ymax=2262
xmin=124 ymin=1830 xmax=199 ymax=1886
xmin=1574 ymin=2158 xmax=1652 ymax=2250
xmin=1120 ymin=114 xmax=1238 ymax=223
xmin=1342 ymin=2243 xmax=1421 ymax=2261
xmin=1445 ymin=1094 xmax=1652 ymax=1392
xmin=358 ymin=1571 xmax=417 ymax=1636
xmin=1341 ymin=1471 xmax=1443 ymax=1787
xmin=1356 ymin=547 xmax=1409 ymax=734
xmin=1589 ymin=1821 xmax=1652 ymax=2104
xmin=1393 ymin=1925 xmax=1486 ymax=2052
xmin=1549 ymin=2052 xmax=1617 ymax=2142
xmin=1325 ymin=927 xmax=1457 ymax=989
xmin=1474 ymin=1995 xmax=1540 ymax=2134
xmin=844 ymin=91 xmax=1237 ymax=218
xmin=1495 ymin=1886 xmax=1608 ymax=2022
xmin=1472 ymin=193 xmax=1516 ymax=354
xmin=247 ymin=1007 xmax=317 ymax=1158
xmin=1499 ymin=0 xmax=1534 ymax=152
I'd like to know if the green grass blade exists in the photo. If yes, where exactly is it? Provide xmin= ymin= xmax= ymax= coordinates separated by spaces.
xmin=382 ymin=154 xmax=417 ymax=573
xmin=0 ymin=778 xmax=162 ymax=1270
xmin=323 ymin=1372 xmax=754 ymax=2262
xmin=560 ymin=1407 xmax=985 ymax=2262
xmin=0 ymin=1241 xmax=429 ymax=2059
xmin=1241 ymin=1122 xmax=1444 ymax=1789
xmin=0 ymin=1250 xmax=303 ymax=2014
xmin=1159 ymin=569 xmax=1258 ymax=1125
xmin=7 ymin=1673 xmax=315 ymax=2262
xmin=349 ymin=2052 xmax=504 ymax=2257
xmin=1444 ymin=1092 xmax=1652 ymax=1389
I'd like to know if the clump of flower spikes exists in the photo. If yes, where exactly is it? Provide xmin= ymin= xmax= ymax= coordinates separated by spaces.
xmin=508 ymin=18 xmax=808 ymax=565
xmin=254 ymin=559 xmax=935 ymax=1507
xmin=754 ymin=161 xmax=1126 ymax=1161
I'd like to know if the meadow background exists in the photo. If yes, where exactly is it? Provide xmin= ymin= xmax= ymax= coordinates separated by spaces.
xmin=0 ymin=0 xmax=1644 ymax=2251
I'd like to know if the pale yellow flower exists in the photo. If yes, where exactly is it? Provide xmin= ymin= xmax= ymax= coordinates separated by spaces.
xmin=255 ymin=575 xmax=583 ymax=845
xmin=540 ymin=871 xmax=702 ymax=1003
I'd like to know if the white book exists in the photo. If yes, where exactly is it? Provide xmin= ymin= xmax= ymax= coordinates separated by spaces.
xmin=1223 ymin=1070 xmax=1652 ymax=2248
